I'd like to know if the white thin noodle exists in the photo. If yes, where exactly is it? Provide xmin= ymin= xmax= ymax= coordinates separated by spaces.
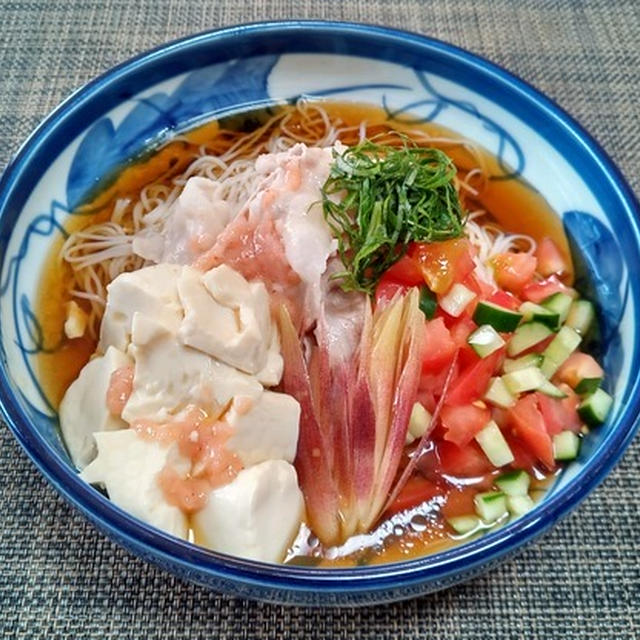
xmin=60 ymin=100 xmax=535 ymax=337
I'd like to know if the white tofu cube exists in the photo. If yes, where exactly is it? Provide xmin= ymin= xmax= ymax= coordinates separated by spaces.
xmin=63 ymin=301 xmax=88 ymax=339
xmin=59 ymin=346 xmax=131 ymax=469
xmin=98 ymin=263 xmax=183 ymax=353
xmin=192 ymin=460 xmax=303 ymax=563
xmin=122 ymin=314 xmax=262 ymax=423
xmin=81 ymin=429 xmax=189 ymax=540
xmin=255 ymin=332 xmax=284 ymax=387
xmin=177 ymin=265 xmax=274 ymax=376
xmin=225 ymin=390 xmax=300 ymax=466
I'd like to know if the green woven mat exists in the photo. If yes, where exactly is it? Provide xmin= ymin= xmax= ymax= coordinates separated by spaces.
xmin=1 ymin=1 xmax=639 ymax=637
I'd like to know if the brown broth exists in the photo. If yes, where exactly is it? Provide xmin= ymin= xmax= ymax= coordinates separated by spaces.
xmin=36 ymin=102 xmax=569 ymax=566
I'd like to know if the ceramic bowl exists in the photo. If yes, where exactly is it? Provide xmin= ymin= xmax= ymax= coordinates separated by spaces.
xmin=1 ymin=21 xmax=639 ymax=606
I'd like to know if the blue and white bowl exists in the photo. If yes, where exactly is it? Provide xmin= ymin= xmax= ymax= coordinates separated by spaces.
xmin=1 ymin=21 xmax=639 ymax=606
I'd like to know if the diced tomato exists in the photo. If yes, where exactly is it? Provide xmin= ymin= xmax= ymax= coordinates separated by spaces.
xmin=522 ymin=275 xmax=576 ymax=303
xmin=435 ymin=306 xmax=475 ymax=333
xmin=492 ymin=252 xmax=538 ymax=293
xmin=383 ymin=254 xmax=424 ymax=285
xmin=386 ymin=475 xmax=443 ymax=515
xmin=458 ymin=345 xmax=483 ymax=371
xmin=449 ymin=315 xmax=477 ymax=347
xmin=420 ymin=365 xmax=459 ymax=408
xmin=446 ymin=315 xmax=478 ymax=368
xmin=375 ymin=256 xmax=425 ymax=307
xmin=437 ymin=440 xmax=495 ymax=476
xmin=504 ymin=433 xmax=539 ymax=472
xmin=487 ymin=289 xmax=521 ymax=311
xmin=507 ymin=394 xmax=555 ymax=469
xmin=441 ymin=404 xmax=492 ymax=447
xmin=556 ymin=352 xmax=604 ymax=390
xmin=536 ymin=386 xmax=582 ymax=435
xmin=535 ymin=237 xmax=569 ymax=278
xmin=375 ymin=277 xmax=412 ymax=307
xmin=491 ymin=406 xmax=510 ymax=429
xmin=410 ymin=238 xmax=476 ymax=294
xmin=559 ymin=386 xmax=583 ymax=433
xmin=422 ymin=318 xmax=457 ymax=373
xmin=434 ymin=307 xmax=455 ymax=328
xmin=445 ymin=348 xmax=504 ymax=406
xmin=460 ymin=273 xmax=493 ymax=315
xmin=535 ymin=393 xmax=565 ymax=436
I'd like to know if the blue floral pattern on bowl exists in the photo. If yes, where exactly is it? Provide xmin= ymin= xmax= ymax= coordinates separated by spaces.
xmin=0 ymin=22 xmax=639 ymax=606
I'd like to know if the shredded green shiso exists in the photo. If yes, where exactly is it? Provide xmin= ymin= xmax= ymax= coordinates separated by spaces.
xmin=321 ymin=139 xmax=467 ymax=294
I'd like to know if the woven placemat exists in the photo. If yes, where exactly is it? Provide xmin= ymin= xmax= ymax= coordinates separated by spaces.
xmin=1 ymin=1 xmax=639 ymax=638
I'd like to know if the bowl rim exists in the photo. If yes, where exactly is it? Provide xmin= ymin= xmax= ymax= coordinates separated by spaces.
xmin=1 ymin=19 xmax=640 ymax=594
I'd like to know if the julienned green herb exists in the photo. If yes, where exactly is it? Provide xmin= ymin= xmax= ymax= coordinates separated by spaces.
xmin=321 ymin=140 xmax=466 ymax=294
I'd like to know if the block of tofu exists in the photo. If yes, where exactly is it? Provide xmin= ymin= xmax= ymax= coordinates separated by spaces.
xmin=81 ymin=429 xmax=189 ymax=540
xmin=59 ymin=346 xmax=131 ymax=469
xmin=225 ymin=390 xmax=300 ymax=466
xmin=98 ymin=263 xmax=183 ymax=353
xmin=192 ymin=460 xmax=304 ymax=563
xmin=63 ymin=300 xmax=88 ymax=339
xmin=178 ymin=264 xmax=274 ymax=376
xmin=255 ymin=328 xmax=284 ymax=387
xmin=122 ymin=313 xmax=262 ymax=423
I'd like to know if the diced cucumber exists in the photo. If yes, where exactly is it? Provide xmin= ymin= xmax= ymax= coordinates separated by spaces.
xmin=473 ymin=301 xmax=522 ymax=332
xmin=507 ymin=322 xmax=553 ymax=357
xmin=474 ymin=420 xmax=514 ymax=467
xmin=495 ymin=470 xmax=531 ymax=496
xmin=540 ymin=326 xmax=582 ymax=378
xmin=503 ymin=353 xmax=543 ymax=373
xmin=419 ymin=286 xmax=437 ymax=319
xmin=540 ymin=356 xmax=558 ymax=379
xmin=565 ymin=299 xmax=595 ymax=336
xmin=406 ymin=402 xmax=431 ymax=444
xmin=447 ymin=515 xmax=481 ymax=535
xmin=468 ymin=324 xmax=506 ymax=357
xmin=519 ymin=301 xmax=560 ymax=330
xmin=578 ymin=388 xmax=613 ymax=426
xmin=553 ymin=430 xmax=581 ymax=460
xmin=538 ymin=380 xmax=568 ymax=399
xmin=483 ymin=376 xmax=516 ymax=409
xmin=440 ymin=283 xmax=476 ymax=317
xmin=541 ymin=292 xmax=573 ymax=323
xmin=503 ymin=366 xmax=547 ymax=394
xmin=507 ymin=495 xmax=535 ymax=516
xmin=575 ymin=377 xmax=603 ymax=395
xmin=474 ymin=491 xmax=508 ymax=523
xmin=560 ymin=352 xmax=604 ymax=394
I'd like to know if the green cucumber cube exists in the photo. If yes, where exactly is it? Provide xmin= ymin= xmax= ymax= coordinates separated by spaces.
xmin=577 ymin=388 xmax=613 ymax=426
xmin=507 ymin=495 xmax=535 ymax=517
xmin=474 ymin=491 xmax=508 ymax=523
xmin=553 ymin=430 xmax=581 ymax=461
xmin=447 ymin=515 xmax=481 ymax=535
xmin=495 ymin=470 xmax=531 ymax=497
